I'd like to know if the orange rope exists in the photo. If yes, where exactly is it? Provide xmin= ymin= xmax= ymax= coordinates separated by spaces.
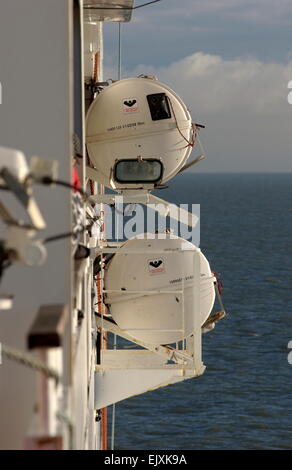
xmin=93 ymin=52 xmax=99 ymax=84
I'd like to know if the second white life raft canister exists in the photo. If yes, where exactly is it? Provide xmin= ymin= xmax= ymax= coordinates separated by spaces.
xmin=104 ymin=234 xmax=216 ymax=345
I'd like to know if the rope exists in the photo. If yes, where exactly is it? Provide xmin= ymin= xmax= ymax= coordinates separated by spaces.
xmin=44 ymin=226 xmax=85 ymax=245
xmin=215 ymin=282 xmax=226 ymax=314
xmin=56 ymin=411 xmax=74 ymax=430
xmin=196 ymin=133 xmax=207 ymax=160
xmin=1 ymin=344 xmax=61 ymax=384
xmin=167 ymin=96 xmax=196 ymax=148
xmin=40 ymin=177 xmax=87 ymax=198
xmin=213 ymin=273 xmax=227 ymax=317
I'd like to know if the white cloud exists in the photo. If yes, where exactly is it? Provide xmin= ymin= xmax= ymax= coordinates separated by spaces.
xmin=130 ymin=53 xmax=292 ymax=116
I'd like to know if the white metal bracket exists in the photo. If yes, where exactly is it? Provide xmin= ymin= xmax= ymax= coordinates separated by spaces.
xmin=89 ymin=191 xmax=198 ymax=228
xmin=95 ymin=314 xmax=193 ymax=365
xmin=94 ymin=365 xmax=205 ymax=410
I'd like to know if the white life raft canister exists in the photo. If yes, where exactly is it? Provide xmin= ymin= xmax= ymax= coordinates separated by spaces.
xmin=104 ymin=234 xmax=216 ymax=345
xmin=86 ymin=77 xmax=193 ymax=190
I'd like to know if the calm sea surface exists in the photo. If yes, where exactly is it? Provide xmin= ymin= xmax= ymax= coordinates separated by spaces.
xmin=109 ymin=173 xmax=292 ymax=450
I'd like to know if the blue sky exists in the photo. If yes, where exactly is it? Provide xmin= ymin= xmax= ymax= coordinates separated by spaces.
xmin=103 ymin=0 xmax=292 ymax=172
xmin=104 ymin=0 xmax=292 ymax=68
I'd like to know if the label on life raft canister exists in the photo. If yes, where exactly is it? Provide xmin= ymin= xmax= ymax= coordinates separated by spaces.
xmin=148 ymin=258 xmax=165 ymax=275
xmin=123 ymin=97 xmax=139 ymax=114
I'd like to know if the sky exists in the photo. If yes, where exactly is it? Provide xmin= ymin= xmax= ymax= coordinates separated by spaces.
xmin=103 ymin=0 xmax=292 ymax=173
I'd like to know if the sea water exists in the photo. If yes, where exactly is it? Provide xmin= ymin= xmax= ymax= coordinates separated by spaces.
xmin=109 ymin=173 xmax=292 ymax=450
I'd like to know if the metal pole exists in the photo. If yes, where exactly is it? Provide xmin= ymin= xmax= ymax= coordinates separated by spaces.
xmin=118 ymin=22 xmax=122 ymax=80
xmin=193 ymin=250 xmax=202 ymax=373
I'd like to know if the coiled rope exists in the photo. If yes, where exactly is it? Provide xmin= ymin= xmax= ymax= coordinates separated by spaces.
xmin=1 ymin=344 xmax=61 ymax=384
